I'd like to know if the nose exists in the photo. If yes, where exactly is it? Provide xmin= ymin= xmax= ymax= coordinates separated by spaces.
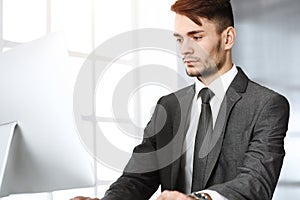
xmin=179 ymin=38 xmax=194 ymax=56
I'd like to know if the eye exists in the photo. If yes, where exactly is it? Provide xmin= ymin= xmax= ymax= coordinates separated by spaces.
xmin=176 ymin=38 xmax=183 ymax=43
xmin=193 ymin=36 xmax=203 ymax=41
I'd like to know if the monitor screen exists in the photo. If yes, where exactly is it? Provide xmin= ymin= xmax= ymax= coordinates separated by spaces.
xmin=0 ymin=33 xmax=95 ymax=197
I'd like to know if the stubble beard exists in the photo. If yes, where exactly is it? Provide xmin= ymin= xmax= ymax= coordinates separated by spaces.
xmin=185 ymin=61 xmax=219 ymax=79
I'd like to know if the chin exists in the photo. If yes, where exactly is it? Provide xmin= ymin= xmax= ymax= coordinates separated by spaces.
xmin=185 ymin=67 xmax=202 ymax=77
xmin=186 ymin=70 xmax=200 ymax=77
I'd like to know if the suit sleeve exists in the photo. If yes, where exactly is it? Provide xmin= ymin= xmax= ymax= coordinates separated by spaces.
xmin=209 ymin=94 xmax=290 ymax=200
xmin=101 ymin=98 xmax=166 ymax=200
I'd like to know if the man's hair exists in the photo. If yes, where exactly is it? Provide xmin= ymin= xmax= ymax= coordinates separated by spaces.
xmin=171 ymin=0 xmax=234 ymax=33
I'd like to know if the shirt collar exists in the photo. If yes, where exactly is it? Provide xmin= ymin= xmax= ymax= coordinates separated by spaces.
xmin=195 ymin=64 xmax=238 ymax=100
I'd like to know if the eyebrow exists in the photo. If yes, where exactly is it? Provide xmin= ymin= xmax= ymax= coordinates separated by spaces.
xmin=187 ymin=30 xmax=204 ymax=36
xmin=173 ymin=33 xmax=182 ymax=37
xmin=173 ymin=30 xmax=204 ymax=37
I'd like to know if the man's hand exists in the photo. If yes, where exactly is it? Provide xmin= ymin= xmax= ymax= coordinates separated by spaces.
xmin=69 ymin=196 xmax=100 ymax=200
xmin=156 ymin=190 xmax=194 ymax=200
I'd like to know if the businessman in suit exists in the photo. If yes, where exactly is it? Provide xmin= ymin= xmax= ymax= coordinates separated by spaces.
xmin=72 ymin=0 xmax=289 ymax=199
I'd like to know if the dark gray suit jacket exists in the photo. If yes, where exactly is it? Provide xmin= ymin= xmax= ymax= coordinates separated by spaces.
xmin=102 ymin=68 xmax=290 ymax=200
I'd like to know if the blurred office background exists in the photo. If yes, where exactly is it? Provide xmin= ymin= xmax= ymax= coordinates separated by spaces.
xmin=0 ymin=0 xmax=299 ymax=199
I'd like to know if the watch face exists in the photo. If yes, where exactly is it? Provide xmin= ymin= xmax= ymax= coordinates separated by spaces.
xmin=194 ymin=193 xmax=207 ymax=200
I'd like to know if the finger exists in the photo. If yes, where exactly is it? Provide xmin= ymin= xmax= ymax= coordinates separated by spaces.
xmin=156 ymin=190 xmax=170 ymax=200
xmin=167 ymin=191 xmax=184 ymax=200
xmin=157 ymin=190 xmax=191 ymax=200
xmin=70 ymin=196 xmax=85 ymax=200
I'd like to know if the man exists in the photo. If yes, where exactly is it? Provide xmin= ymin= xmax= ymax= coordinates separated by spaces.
xmin=73 ymin=0 xmax=289 ymax=199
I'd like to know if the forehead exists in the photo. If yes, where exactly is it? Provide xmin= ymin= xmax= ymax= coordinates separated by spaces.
xmin=174 ymin=14 xmax=216 ymax=35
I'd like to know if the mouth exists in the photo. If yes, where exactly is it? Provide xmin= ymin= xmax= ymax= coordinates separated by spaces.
xmin=184 ymin=60 xmax=199 ymax=66
xmin=183 ymin=57 xmax=200 ymax=65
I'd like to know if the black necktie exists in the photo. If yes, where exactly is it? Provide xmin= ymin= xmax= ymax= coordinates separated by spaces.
xmin=191 ymin=88 xmax=214 ymax=192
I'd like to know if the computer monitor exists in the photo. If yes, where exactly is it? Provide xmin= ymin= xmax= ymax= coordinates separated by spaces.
xmin=0 ymin=33 xmax=95 ymax=197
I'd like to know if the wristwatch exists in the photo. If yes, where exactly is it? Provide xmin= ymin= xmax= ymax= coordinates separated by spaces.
xmin=188 ymin=192 xmax=210 ymax=200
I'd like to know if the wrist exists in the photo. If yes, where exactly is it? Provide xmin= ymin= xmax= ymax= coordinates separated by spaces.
xmin=188 ymin=192 xmax=212 ymax=200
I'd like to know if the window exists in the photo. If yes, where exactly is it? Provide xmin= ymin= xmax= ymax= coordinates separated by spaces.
xmin=0 ymin=0 xmax=177 ymax=199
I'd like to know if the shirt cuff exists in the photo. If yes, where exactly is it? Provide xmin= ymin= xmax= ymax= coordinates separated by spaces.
xmin=200 ymin=190 xmax=228 ymax=200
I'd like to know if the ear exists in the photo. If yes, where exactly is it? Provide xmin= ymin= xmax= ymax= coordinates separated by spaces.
xmin=223 ymin=26 xmax=236 ymax=50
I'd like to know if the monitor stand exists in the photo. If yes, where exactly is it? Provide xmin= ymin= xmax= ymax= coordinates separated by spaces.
xmin=0 ymin=121 xmax=17 ymax=196
xmin=0 ymin=122 xmax=54 ymax=200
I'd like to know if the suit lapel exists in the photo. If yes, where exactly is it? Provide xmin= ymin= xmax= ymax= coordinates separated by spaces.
xmin=201 ymin=88 xmax=241 ymax=188
xmin=170 ymin=85 xmax=195 ymax=189
xmin=202 ymin=67 xmax=249 ymax=188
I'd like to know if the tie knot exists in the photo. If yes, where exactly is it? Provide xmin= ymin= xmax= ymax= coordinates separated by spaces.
xmin=198 ymin=88 xmax=214 ymax=104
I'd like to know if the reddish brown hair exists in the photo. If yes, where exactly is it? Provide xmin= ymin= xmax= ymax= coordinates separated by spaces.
xmin=171 ymin=0 xmax=234 ymax=33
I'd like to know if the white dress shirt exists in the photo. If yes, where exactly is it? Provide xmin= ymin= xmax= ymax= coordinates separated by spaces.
xmin=183 ymin=65 xmax=238 ymax=200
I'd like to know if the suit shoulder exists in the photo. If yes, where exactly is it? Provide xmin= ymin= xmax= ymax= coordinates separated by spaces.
xmin=247 ymin=80 xmax=289 ymax=106
xmin=158 ymin=84 xmax=194 ymax=105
